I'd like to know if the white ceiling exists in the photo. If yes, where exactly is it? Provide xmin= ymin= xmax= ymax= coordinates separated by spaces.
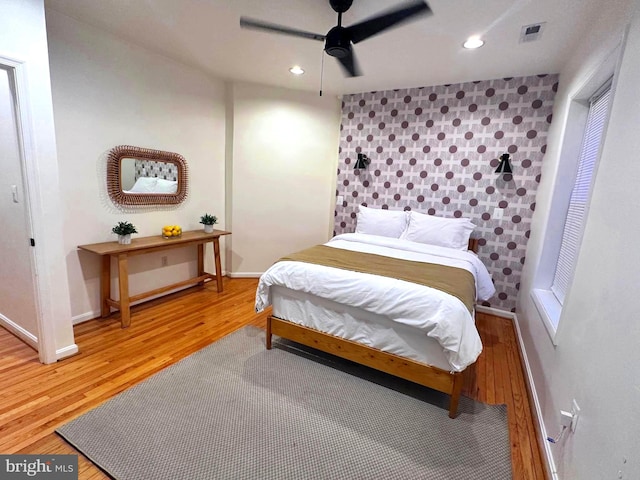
xmin=44 ymin=0 xmax=604 ymax=95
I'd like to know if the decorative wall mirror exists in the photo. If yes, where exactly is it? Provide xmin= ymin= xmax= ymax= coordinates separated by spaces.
xmin=106 ymin=145 xmax=188 ymax=206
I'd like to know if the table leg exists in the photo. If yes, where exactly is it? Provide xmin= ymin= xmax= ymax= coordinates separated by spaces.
xmin=100 ymin=255 xmax=111 ymax=317
xmin=117 ymin=253 xmax=131 ymax=328
xmin=213 ymin=237 xmax=223 ymax=292
xmin=197 ymin=243 xmax=205 ymax=286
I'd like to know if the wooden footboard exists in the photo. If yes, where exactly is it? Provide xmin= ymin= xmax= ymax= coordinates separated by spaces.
xmin=266 ymin=315 xmax=464 ymax=418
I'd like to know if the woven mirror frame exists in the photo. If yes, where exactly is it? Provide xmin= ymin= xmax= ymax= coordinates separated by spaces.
xmin=106 ymin=145 xmax=188 ymax=206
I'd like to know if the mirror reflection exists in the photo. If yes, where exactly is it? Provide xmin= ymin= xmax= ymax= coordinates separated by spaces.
xmin=120 ymin=158 xmax=179 ymax=194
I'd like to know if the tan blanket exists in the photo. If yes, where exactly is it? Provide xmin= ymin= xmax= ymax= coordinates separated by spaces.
xmin=280 ymin=245 xmax=475 ymax=314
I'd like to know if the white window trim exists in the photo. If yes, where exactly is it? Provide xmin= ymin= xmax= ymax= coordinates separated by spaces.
xmin=531 ymin=289 xmax=562 ymax=345
xmin=531 ymin=40 xmax=622 ymax=344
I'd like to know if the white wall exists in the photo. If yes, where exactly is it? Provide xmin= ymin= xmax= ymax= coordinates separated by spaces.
xmin=228 ymin=82 xmax=341 ymax=274
xmin=46 ymin=11 xmax=227 ymax=320
xmin=46 ymin=11 xmax=342 ymax=319
xmin=517 ymin=0 xmax=640 ymax=478
xmin=0 ymin=0 xmax=74 ymax=361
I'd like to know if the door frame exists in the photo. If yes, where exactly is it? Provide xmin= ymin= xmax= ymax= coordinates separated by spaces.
xmin=0 ymin=54 xmax=57 ymax=364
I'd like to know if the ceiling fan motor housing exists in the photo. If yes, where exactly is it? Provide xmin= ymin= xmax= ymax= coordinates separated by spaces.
xmin=325 ymin=26 xmax=351 ymax=58
xmin=329 ymin=0 xmax=354 ymax=13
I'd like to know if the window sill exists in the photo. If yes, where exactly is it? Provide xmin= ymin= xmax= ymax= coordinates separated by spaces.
xmin=531 ymin=289 xmax=560 ymax=346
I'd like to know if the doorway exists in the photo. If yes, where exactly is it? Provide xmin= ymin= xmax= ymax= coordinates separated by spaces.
xmin=0 ymin=63 xmax=41 ymax=352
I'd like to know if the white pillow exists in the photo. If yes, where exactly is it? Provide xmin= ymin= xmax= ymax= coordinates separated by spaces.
xmin=401 ymin=211 xmax=475 ymax=250
xmin=355 ymin=205 xmax=409 ymax=238
xmin=154 ymin=178 xmax=178 ymax=193
xmin=128 ymin=176 xmax=158 ymax=193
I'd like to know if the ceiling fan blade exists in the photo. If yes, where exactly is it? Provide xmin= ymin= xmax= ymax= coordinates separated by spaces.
xmin=240 ymin=17 xmax=325 ymax=41
xmin=335 ymin=46 xmax=362 ymax=77
xmin=346 ymin=0 xmax=432 ymax=45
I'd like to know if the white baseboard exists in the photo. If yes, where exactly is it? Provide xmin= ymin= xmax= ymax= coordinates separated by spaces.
xmin=227 ymin=272 xmax=263 ymax=278
xmin=72 ymin=311 xmax=98 ymax=325
xmin=512 ymin=313 xmax=558 ymax=480
xmin=56 ymin=343 xmax=79 ymax=360
xmin=0 ymin=313 xmax=38 ymax=350
xmin=475 ymin=305 xmax=515 ymax=320
xmin=0 ymin=312 xmax=79 ymax=361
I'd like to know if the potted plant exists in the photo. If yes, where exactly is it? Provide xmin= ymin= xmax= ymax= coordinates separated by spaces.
xmin=112 ymin=221 xmax=138 ymax=245
xmin=199 ymin=214 xmax=218 ymax=233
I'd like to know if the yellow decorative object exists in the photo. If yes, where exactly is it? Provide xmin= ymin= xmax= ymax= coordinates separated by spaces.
xmin=162 ymin=224 xmax=182 ymax=239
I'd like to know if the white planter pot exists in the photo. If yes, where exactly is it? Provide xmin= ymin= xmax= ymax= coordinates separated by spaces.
xmin=204 ymin=224 xmax=215 ymax=233
xmin=118 ymin=234 xmax=132 ymax=245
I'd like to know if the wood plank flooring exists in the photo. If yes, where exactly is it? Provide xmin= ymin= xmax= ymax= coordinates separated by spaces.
xmin=0 ymin=278 xmax=546 ymax=479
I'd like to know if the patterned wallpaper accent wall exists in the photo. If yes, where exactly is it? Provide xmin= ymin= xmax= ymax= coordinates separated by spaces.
xmin=335 ymin=74 xmax=559 ymax=312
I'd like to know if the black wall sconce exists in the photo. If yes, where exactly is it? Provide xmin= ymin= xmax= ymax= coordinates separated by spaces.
xmin=495 ymin=153 xmax=513 ymax=174
xmin=354 ymin=153 xmax=370 ymax=169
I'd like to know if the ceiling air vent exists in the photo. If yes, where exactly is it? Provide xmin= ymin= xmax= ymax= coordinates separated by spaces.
xmin=520 ymin=22 xmax=546 ymax=43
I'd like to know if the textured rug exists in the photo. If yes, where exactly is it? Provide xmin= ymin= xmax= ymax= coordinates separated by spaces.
xmin=57 ymin=327 xmax=512 ymax=479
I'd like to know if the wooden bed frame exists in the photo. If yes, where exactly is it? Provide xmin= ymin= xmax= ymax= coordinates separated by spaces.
xmin=264 ymin=237 xmax=480 ymax=419
xmin=266 ymin=316 xmax=465 ymax=418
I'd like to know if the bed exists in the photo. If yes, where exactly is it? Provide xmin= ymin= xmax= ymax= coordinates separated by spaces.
xmin=255 ymin=208 xmax=495 ymax=418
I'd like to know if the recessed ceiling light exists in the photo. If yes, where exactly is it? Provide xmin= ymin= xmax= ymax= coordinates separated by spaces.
xmin=463 ymin=37 xmax=485 ymax=49
xmin=289 ymin=65 xmax=305 ymax=75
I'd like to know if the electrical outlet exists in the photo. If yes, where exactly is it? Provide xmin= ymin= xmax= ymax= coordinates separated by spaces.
xmin=493 ymin=208 xmax=504 ymax=220
xmin=571 ymin=399 xmax=580 ymax=432
xmin=336 ymin=195 xmax=344 ymax=205
xmin=161 ymin=256 xmax=168 ymax=267
xmin=560 ymin=410 xmax=573 ymax=428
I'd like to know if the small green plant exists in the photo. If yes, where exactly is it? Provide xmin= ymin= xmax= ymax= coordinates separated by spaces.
xmin=112 ymin=221 xmax=138 ymax=235
xmin=199 ymin=214 xmax=218 ymax=226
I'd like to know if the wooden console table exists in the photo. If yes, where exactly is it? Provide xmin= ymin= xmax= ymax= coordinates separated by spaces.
xmin=78 ymin=229 xmax=231 ymax=328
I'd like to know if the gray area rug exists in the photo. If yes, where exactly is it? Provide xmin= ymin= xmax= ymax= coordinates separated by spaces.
xmin=57 ymin=327 xmax=512 ymax=479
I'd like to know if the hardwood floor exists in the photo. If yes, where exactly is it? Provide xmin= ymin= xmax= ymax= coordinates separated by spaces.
xmin=0 ymin=278 xmax=546 ymax=479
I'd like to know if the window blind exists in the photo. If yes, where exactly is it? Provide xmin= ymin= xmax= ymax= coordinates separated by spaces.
xmin=551 ymin=83 xmax=612 ymax=304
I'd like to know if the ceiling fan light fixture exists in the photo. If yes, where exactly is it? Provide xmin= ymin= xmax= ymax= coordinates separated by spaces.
xmin=463 ymin=36 xmax=485 ymax=49
xmin=289 ymin=65 xmax=305 ymax=75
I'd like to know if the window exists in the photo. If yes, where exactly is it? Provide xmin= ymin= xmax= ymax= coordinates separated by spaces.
xmin=532 ymin=79 xmax=613 ymax=342
xmin=550 ymin=82 xmax=612 ymax=304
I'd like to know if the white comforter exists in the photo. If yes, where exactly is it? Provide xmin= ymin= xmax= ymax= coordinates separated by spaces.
xmin=255 ymin=233 xmax=495 ymax=371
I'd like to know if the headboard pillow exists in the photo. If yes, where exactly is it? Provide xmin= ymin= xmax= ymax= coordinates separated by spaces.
xmin=400 ymin=211 xmax=475 ymax=250
xmin=355 ymin=205 xmax=409 ymax=238
xmin=128 ymin=176 xmax=158 ymax=193
xmin=154 ymin=178 xmax=178 ymax=194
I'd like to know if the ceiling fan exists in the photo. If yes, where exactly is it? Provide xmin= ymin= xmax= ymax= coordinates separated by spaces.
xmin=239 ymin=0 xmax=432 ymax=77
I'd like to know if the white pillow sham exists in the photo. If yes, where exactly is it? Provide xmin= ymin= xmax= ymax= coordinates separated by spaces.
xmin=128 ymin=176 xmax=158 ymax=193
xmin=355 ymin=205 xmax=409 ymax=238
xmin=154 ymin=178 xmax=178 ymax=193
xmin=401 ymin=211 xmax=475 ymax=250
